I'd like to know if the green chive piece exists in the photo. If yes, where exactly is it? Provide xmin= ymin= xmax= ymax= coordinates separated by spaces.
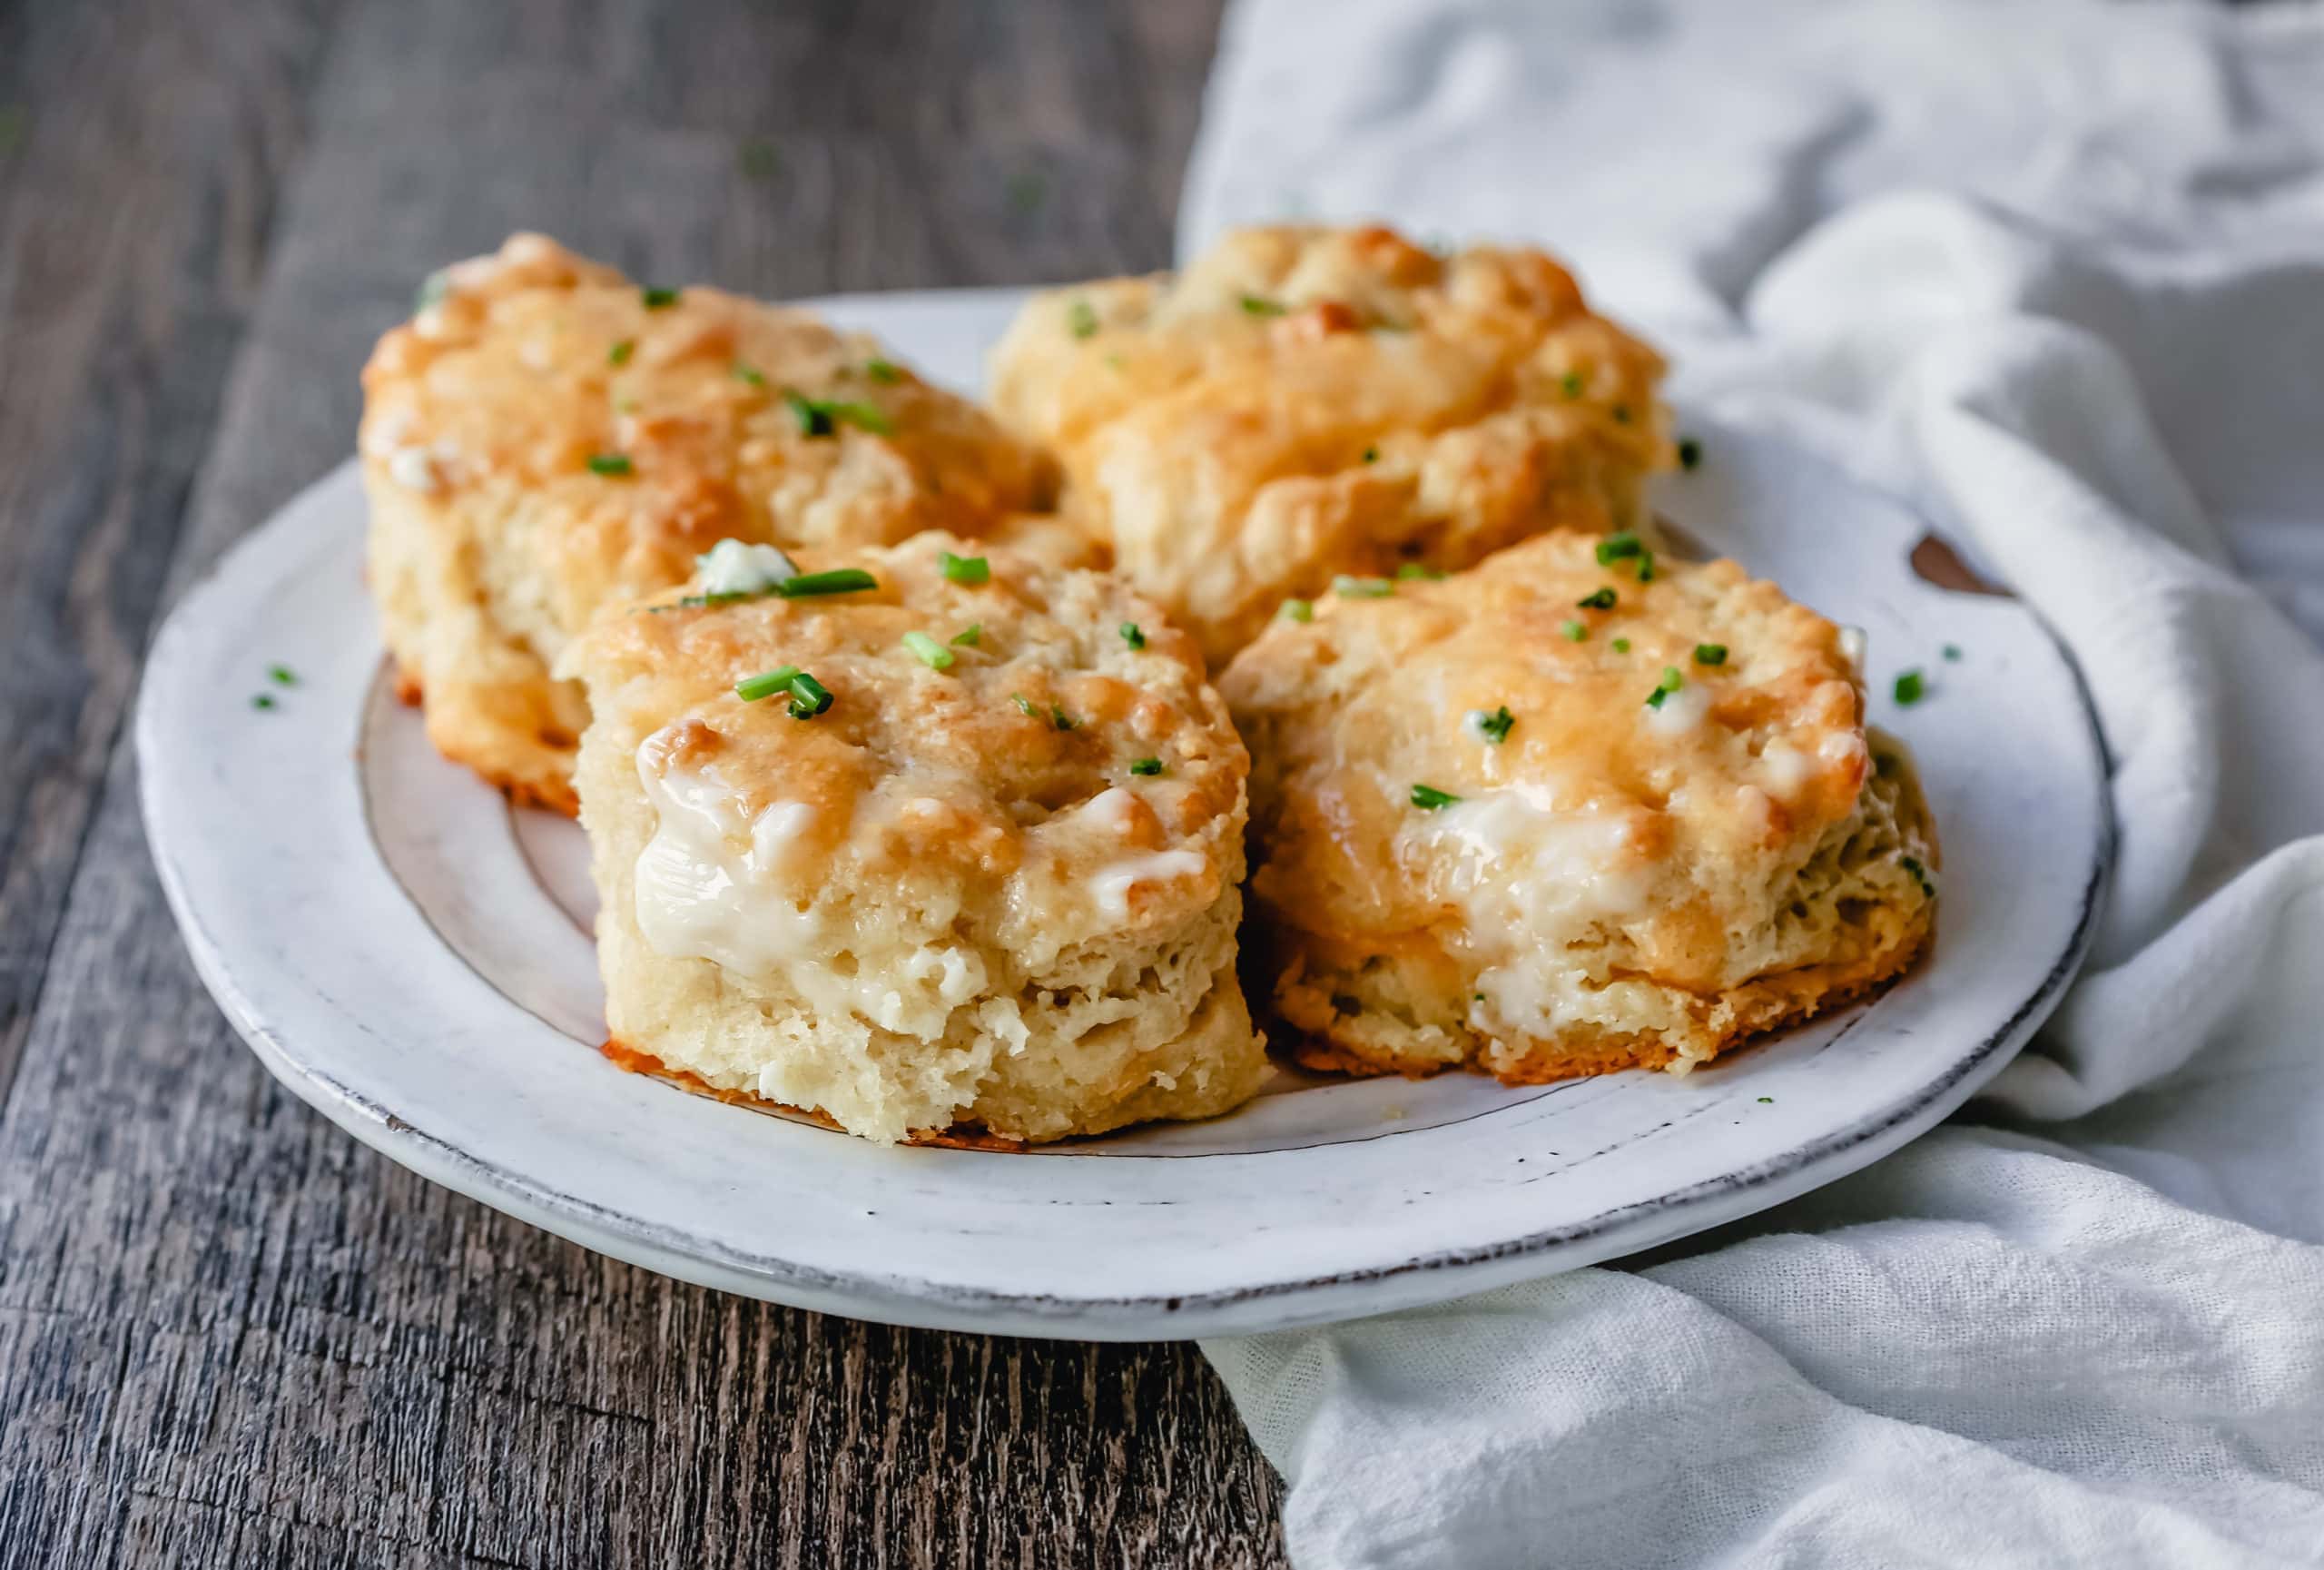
xmin=1577 ymin=587 xmax=1617 ymax=610
xmin=1646 ymin=667 xmax=1683 ymax=709
xmin=1068 ymin=300 xmax=1099 ymax=340
xmin=950 ymin=623 xmax=983 ymax=647
xmin=1942 ymin=643 xmax=1963 ymax=662
xmin=1281 ymin=598 xmax=1314 ymax=622
xmin=1333 ymin=576 xmax=1393 ymax=598
xmin=1900 ymin=854 xmax=1938 ymax=896
xmin=1129 ymin=757 xmax=1165 ymax=776
xmin=1049 ymin=704 xmax=1077 ymax=732
xmin=902 ymin=631 xmax=955 ymax=671
xmin=735 ymin=666 xmax=803 ymax=702
xmin=1758 ymin=1096 xmax=1774 ymax=1104
xmin=1362 ymin=446 xmax=1379 ymax=463
xmin=940 ymin=551 xmax=990 ymax=585
xmin=251 ymin=693 xmax=276 ymax=711
xmin=267 ymin=664 xmax=298 ymax=687
xmin=1895 ymin=668 xmax=1925 ymax=706
xmin=1239 ymin=294 xmax=1286 ymax=317
xmin=733 ymin=362 xmax=766 ymax=386
xmin=586 ymin=453 xmax=634 ymax=476
xmin=1410 ymin=784 xmax=1461 ymax=811
xmin=677 ymin=589 xmax=755 ymax=609
xmin=1612 ymin=637 xmax=1632 ymax=653
xmin=1596 ymin=532 xmax=1643 ymax=566
xmin=1694 ymin=643 xmax=1728 ymax=667
xmin=642 ymin=287 xmax=679 ymax=310
xmin=777 ymin=568 xmax=879 ymax=597
xmin=1395 ymin=563 xmax=1443 ymax=580
xmin=1561 ymin=619 xmax=1588 ymax=642
xmin=1679 ymin=437 xmax=1702 ymax=470
xmin=739 ymin=140 xmax=780 ymax=181
xmin=1470 ymin=706 xmax=1514 ymax=745
xmin=783 ymin=391 xmax=892 ymax=437
xmin=785 ymin=672 xmax=834 ymax=719
xmin=1013 ymin=693 xmax=1037 ymax=717
xmin=608 ymin=339 xmax=635 ymax=367
xmin=865 ymin=359 xmax=901 ymax=383
xmin=1119 ymin=622 xmax=1146 ymax=649
xmin=1561 ymin=370 xmax=1585 ymax=399
xmin=1637 ymin=552 xmax=1657 ymax=582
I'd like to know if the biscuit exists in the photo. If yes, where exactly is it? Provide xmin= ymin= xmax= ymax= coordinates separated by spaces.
xmin=362 ymin=234 xmax=1059 ymax=814
xmin=558 ymin=532 xmax=1266 ymax=1145
xmin=989 ymin=224 xmax=1669 ymax=665
xmin=1219 ymin=530 xmax=1937 ymax=1082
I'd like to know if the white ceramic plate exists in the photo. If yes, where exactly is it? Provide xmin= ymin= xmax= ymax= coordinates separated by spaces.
xmin=138 ymin=288 xmax=2108 ymax=1341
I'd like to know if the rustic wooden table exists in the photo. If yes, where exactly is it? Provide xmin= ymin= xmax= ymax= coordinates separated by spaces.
xmin=0 ymin=1 xmax=1288 ymax=1563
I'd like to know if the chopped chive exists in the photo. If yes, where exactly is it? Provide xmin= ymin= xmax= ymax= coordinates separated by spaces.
xmin=1239 ymin=294 xmax=1286 ymax=317
xmin=1758 ymin=1096 xmax=1774 ymax=1104
xmin=1577 ymin=587 xmax=1617 ymax=610
xmin=267 ymin=664 xmax=298 ymax=687
xmin=902 ymin=631 xmax=955 ymax=671
xmin=785 ymin=391 xmax=830 ymax=434
xmin=1410 ymin=784 xmax=1461 ymax=810
xmin=1645 ymin=667 xmax=1683 ymax=708
xmin=1049 ymin=704 xmax=1077 ymax=731
xmin=865 ymin=359 xmax=902 ymax=383
xmin=1362 ymin=446 xmax=1379 ymax=463
xmin=1612 ymin=637 xmax=1632 ymax=653
xmin=1636 ymin=553 xmax=1656 ymax=582
xmin=777 ymin=568 xmax=879 ymax=597
xmin=950 ymin=623 xmax=983 ymax=647
xmin=1900 ymin=854 xmax=1938 ymax=896
xmin=586 ymin=453 xmax=634 ymax=476
xmin=735 ymin=666 xmax=802 ymax=702
xmin=733 ymin=362 xmax=766 ymax=386
xmin=1596 ymin=532 xmax=1643 ymax=565
xmin=642 ymin=287 xmax=679 ymax=310
xmin=251 ymin=693 xmax=276 ymax=711
xmin=1679 ymin=437 xmax=1702 ymax=470
xmin=1119 ymin=622 xmax=1146 ymax=649
xmin=785 ymin=672 xmax=834 ymax=719
xmin=1942 ymin=643 xmax=1962 ymax=662
xmin=1013 ymin=693 xmax=1037 ymax=717
xmin=1694 ymin=643 xmax=1728 ymax=666
xmin=1467 ymin=706 xmax=1515 ymax=745
xmin=1280 ymin=598 xmax=1314 ymax=622
xmin=607 ymin=339 xmax=635 ymax=366
xmin=940 ymin=551 xmax=990 ymax=585
xmin=1068 ymin=300 xmax=1099 ymax=340
xmin=1129 ymin=757 xmax=1165 ymax=776
xmin=738 ymin=139 xmax=780 ymax=181
xmin=1561 ymin=370 xmax=1585 ymax=399
xmin=1894 ymin=668 xmax=1925 ymax=706
xmin=1395 ymin=563 xmax=1443 ymax=580
xmin=1561 ymin=619 xmax=1588 ymax=642
xmin=1333 ymin=576 xmax=1393 ymax=598
xmin=677 ymin=589 xmax=755 ymax=609
xmin=783 ymin=390 xmax=892 ymax=437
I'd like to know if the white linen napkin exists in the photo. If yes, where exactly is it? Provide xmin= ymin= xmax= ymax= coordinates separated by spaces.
xmin=1184 ymin=3 xmax=2324 ymax=1563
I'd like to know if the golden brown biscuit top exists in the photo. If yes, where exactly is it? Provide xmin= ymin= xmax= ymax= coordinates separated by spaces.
xmin=1220 ymin=531 xmax=1871 ymax=992
xmin=359 ymin=234 xmax=1055 ymax=632
xmin=564 ymin=534 xmax=1247 ymax=947
xmin=986 ymin=224 xmax=1670 ymax=660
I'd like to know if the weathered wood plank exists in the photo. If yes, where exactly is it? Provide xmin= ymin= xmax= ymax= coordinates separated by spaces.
xmin=0 ymin=1 xmax=1284 ymax=1565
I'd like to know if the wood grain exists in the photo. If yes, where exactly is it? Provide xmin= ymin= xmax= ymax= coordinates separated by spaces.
xmin=0 ymin=1 xmax=1285 ymax=1565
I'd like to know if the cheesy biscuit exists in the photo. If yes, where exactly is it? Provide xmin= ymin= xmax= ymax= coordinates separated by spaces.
xmin=1219 ymin=530 xmax=1937 ymax=1082
xmin=362 ymin=234 xmax=1059 ymax=814
xmin=990 ymin=224 xmax=1669 ymax=665
xmin=559 ymin=532 xmax=1265 ymax=1145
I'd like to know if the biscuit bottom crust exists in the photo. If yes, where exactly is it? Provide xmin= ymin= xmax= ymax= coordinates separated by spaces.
xmin=1273 ymin=900 xmax=1934 ymax=1084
